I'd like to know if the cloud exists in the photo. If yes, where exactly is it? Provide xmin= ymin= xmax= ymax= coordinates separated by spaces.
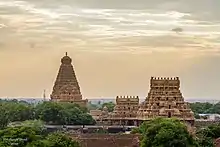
xmin=0 ymin=0 xmax=219 ymax=55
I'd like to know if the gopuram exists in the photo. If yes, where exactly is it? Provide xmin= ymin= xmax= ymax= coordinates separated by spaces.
xmin=101 ymin=77 xmax=195 ymax=126
xmin=108 ymin=96 xmax=139 ymax=126
xmin=50 ymin=52 xmax=87 ymax=107
xmin=137 ymin=77 xmax=195 ymax=125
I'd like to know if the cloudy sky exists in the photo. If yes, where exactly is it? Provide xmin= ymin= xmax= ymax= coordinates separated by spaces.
xmin=0 ymin=0 xmax=220 ymax=100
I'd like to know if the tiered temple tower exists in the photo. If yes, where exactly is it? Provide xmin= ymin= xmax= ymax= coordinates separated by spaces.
xmin=108 ymin=96 xmax=139 ymax=126
xmin=137 ymin=77 xmax=194 ymax=125
xmin=50 ymin=52 xmax=87 ymax=107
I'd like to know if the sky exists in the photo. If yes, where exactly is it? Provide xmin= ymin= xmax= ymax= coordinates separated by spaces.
xmin=0 ymin=0 xmax=220 ymax=100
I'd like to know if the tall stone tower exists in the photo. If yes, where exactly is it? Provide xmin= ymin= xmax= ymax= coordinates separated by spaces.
xmin=137 ymin=77 xmax=194 ymax=125
xmin=50 ymin=52 xmax=87 ymax=107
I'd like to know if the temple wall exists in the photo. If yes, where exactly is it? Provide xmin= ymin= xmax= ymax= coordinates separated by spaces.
xmin=70 ymin=134 xmax=141 ymax=147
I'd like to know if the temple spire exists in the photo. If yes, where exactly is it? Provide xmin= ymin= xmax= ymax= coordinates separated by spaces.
xmin=50 ymin=53 xmax=88 ymax=107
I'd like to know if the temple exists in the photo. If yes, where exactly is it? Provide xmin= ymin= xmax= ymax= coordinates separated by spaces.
xmin=50 ymin=52 xmax=87 ymax=107
xmin=137 ymin=77 xmax=194 ymax=125
xmin=98 ymin=77 xmax=195 ymax=126
xmin=108 ymin=96 xmax=139 ymax=126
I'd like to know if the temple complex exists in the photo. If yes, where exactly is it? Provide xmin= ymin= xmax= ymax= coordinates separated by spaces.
xmin=50 ymin=55 xmax=194 ymax=126
xmin=99 ymin=77 xmax=195 ymax=126
xmin=50 ymin=52 xmax=87 ymax=107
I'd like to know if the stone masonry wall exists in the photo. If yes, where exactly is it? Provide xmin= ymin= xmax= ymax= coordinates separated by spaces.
xmin=70 ymin=134 xmax=141 ymax=147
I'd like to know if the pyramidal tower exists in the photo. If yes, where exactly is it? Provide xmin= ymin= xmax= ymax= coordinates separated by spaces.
xmin=50 ymin=52 xmax=87 ymax=107
xmin=137 ymin=77 xmax=194 ymax=125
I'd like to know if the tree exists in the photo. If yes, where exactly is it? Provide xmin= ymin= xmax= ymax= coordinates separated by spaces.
xmin=101 ymin=102 xmax=115 ymax=112
xmin=0 ymin=126 xmax=80 ymax=147
xmin=45 ymin=132 xmax=80 ymax=147
xmin=189 ymin=102 xmax=213 ymax=114
xmin=34 ymin=102 xmax=95 ymax=125
xmin=0 ymin=126 xmax=43 ymax=146
xmin=136 ymin=118 xmax=197 ymax=147
xmin=0 ymin=100 xmax=95 ymax=126
xmin=196 ymin=123 xmax=220 ymax=139
xmin=206 ymin=102 xmax=220 ymax=114
xmin=0 ymin=100 xmax=34 ymax=124
xmin=0 ymin=105 xmax=9 ymax=129
xmin=34 ymin=102 xmax=65 ymax=125
xmin=196 ymin=128 xmax=214 ymax=147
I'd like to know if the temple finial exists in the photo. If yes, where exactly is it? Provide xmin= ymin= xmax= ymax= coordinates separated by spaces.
xmin=65 ymin=52 xmax=68 ymax=56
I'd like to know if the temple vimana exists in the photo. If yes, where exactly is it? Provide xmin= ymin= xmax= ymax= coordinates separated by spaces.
xmin=51 ymin=53 xmax=195 ymax=126
xmin=50 ymin=52 xmax=87 ymax=107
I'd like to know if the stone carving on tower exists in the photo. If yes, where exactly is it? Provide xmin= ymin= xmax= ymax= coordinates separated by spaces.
xmin=137 ymin=77 xmax=194 ymax=125
xmin=50 ymin=52 xmax=87 ymax=107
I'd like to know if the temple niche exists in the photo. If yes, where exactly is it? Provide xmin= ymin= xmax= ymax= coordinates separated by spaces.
xmin=50 ymin=52 xmax=87 ymax=107
xmin=137 ymin=77 xmax=195 ymax=125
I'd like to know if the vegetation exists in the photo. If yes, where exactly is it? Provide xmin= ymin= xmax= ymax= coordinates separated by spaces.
xmin=132 ymin=117 xmax=220 ymax=147
xmin=195 ymin=123 xmax=220 ymax=147
xmin=189 ymin=102 xmax=220 ymax=115
xmin=0 ymin=100 xmax=95 ymax=129
xmin=2 ymin=99 xmax=220 ymax=147
xmin=132 ymin=118 xmax=197 ymax=147
xmin=0 ymin=125 xmax=80 ymax=147
xmin=88 ymin=101 xmax=115 ymax=112
xmin=100 ymin=102 xmax=115 ymax=112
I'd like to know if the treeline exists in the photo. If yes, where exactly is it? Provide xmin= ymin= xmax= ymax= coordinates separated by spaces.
xmin=0 ymin=121 xmax=80 ymax=147
xmin=189 ymin=102 xmax=220 ymax=117
xmin=0 ymin=100 xmax=95 ymax=129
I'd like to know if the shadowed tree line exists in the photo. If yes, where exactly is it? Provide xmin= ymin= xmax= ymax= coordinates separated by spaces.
xmin=0 ymin=100 xmax=95 ymax=129
xmin=189 ymin=102 xmax=220 ymax=119
xmin=0 ymin=120 xmax=80 ymax=147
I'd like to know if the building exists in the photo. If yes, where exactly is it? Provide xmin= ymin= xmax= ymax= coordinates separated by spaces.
xmin=107 ymin=96 xmax=139 ymax=126
xmin=50 ymin=53 xmax=87 ymax=107
xmin=90 ymin=106 xmax=109 ymax=125
xmin=101 ymin=77 xmax=195 ymax=126
xmin=137 ymin=77 xmax=194 ymax=125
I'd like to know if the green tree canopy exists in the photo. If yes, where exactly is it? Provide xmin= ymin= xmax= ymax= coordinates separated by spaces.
xmin=0 ymin=100 xmax=95 ymax=127
xmin=0 ymin=126 xmax=80 ymax=147
xmin=135 ymin=118 xmax=197 ymax=147
xmin=35 ymin=102 xmax=95 ymax=125
xmin=101 ymin=102 xmax=115 ymax=112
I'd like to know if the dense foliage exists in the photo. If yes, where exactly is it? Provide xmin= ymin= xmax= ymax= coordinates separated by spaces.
xmin=35 ymin=102 xmax=95 ymax=125
xmin=132 ymin=117 xmax=220 ymax=147
xmin=133 ymin=118 xmax=197 ymax=147
xmin=189 ymin=102 xmax=220 ymax=115
xmin=0 ymin=124 xmax=80 ymax=147
xmin=195 ymin=123 xmax=220 ymax=147
xmin=0 ymin=100 xmax=95 ymax=129
xmin=100 ymin=102 xmax=115 ymax=112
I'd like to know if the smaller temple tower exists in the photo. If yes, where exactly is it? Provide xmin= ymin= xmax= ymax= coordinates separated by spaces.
xmin=109 ymin=96 xmax=139 ymax=126
xmin=50 ymin=52 xmax=87 ymax=107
